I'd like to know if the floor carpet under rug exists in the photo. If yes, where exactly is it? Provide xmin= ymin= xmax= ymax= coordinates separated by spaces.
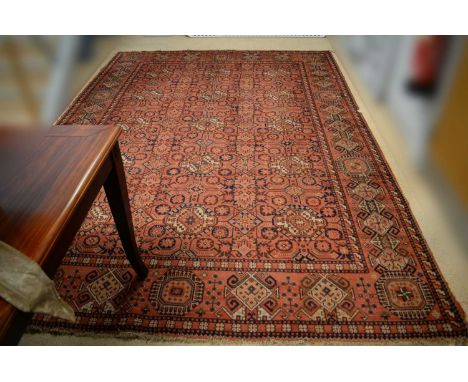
xmin=29 ymin=51 xmax=467 ymax=343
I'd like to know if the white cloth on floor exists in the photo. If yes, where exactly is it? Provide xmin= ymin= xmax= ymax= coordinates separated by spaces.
xmin=0 ymin=240 xmax=75 ymax=322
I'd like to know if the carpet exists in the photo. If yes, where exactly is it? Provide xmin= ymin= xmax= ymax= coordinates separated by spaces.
xmin=29 ymin=51 xmax=467 ymax=342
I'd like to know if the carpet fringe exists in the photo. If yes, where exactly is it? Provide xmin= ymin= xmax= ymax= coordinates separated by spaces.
xmin=24 ymin=326 xmax=468 ymax=346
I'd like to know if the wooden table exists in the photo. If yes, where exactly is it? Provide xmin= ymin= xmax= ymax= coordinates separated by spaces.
xmin=0 ymin=125 xmax=148 ymax=345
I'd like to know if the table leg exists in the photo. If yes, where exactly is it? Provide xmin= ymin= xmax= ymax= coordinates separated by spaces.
xmin=104 ymin=144 xmax=148 ymax=279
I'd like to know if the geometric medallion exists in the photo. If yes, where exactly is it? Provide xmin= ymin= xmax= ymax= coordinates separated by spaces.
xmin=268 ymin=116 xmax=302 ymax=133
xmin=300 ymin=274 xmax=359 ymax=321
xmin=307 ymin=277 xmax=347 ymax=311
xmin=363 ymin=212 xmax=393 ymax=236
xmin=223 ymin=273 xmax=280 ymax=320
xmin=352 ymin=182 xmax=380 ymax=201
xmin=150 ymin=270 xmax=204 ymax=315
xmin=271 ymin=155 xmax=312 ymax=175
xmin=193 ymin=116 xmax=224 ymax=132
xmin=375 ymin=271 xmax=435 ymax=320
xmin=229 ymin=210 xmax=261 ymax=235
xmin=273 ymin=206 xmax=326 ymax=239
xmin=335 ymin=137 xmax=359 ymax=152
xmin=182 ymin=153 xmax=220 ymax=175
xmin=370 ymin=247 xmax=415 ymax=272
xmin=337 ymin=156 xmax=372 ymax=178
xmin=73 ymin=269 xmax=133 ymax=314
xmin=166 ymin=205 xmax=217 ymax=237
xmin=285 ymin=185 xmax=304 ymax=197
xmin=231 ymin=274 xmax=272 ymax=310
xmin=86 ymin=270 xmax=124 ymax=305
xmin=343 ymin=157 xmax=371 ymax=176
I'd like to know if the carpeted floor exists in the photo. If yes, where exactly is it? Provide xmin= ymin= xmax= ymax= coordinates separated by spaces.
xmin=28 ymin=50 xmax=467 ymax=343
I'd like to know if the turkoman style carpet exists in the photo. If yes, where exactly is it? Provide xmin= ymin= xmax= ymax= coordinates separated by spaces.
xmin=29 ymin=51 xmax=467 ymax=343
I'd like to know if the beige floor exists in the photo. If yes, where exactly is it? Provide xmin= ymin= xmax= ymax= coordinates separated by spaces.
xmin=17 ymin=36 xmax=468 ymax=345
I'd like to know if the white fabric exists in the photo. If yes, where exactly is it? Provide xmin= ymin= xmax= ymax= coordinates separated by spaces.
xmin=0 ymin=240 xmax=75 ymax=322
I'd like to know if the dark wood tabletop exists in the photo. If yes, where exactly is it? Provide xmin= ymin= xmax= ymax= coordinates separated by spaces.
xmin=0 ymin=125 xmax=147 ymax=344
xmin=0 ymin=126 xmax=120 ymax=263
